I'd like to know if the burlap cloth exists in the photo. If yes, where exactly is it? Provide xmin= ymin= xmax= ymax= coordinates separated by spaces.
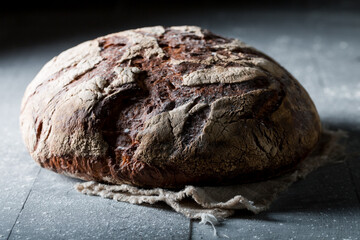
xmin=75 ymin=129 xmax=345 ymax=224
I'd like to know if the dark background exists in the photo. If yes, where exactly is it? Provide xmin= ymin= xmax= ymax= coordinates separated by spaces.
xmin=2 ymin=0 xmax=360 ymax=51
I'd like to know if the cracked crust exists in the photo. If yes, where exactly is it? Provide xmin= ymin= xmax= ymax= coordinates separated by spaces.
xmin=20 ymin=25 xmax=321 ymax=188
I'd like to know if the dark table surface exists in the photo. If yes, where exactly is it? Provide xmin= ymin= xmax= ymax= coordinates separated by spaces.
xmin=1 ymin=6 xmax=360 ymax=239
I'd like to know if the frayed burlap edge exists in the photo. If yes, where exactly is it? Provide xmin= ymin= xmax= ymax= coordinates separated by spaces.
xmin=75 ymin=128 xmax=346 ymax=225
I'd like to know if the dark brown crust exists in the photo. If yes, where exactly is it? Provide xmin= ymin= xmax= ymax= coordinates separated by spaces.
xmin=20 ymin=26 xmax=321 ymax=188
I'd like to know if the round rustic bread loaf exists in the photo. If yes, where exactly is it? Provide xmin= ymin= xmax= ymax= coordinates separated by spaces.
xmin=20 ymin=26 xmax=321 ymax=188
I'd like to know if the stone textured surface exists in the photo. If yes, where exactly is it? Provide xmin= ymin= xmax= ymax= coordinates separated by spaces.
xmin=1 ymin=8 xmax=360 ymax=240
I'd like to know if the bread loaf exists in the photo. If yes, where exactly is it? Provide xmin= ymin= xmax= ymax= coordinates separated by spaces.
xmin=20 ymin=26 xmax=321 ymax=188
